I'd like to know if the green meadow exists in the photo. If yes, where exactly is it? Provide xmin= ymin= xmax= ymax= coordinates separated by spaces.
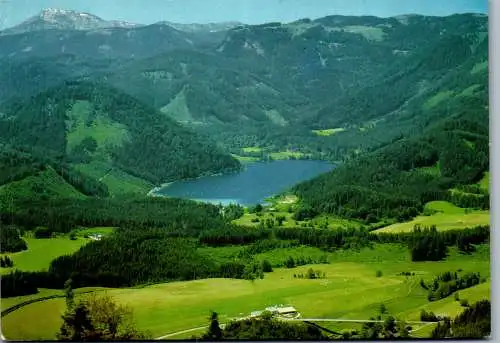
xmin=74 ymin=161 xmax=153 ymax=196
xmin=375 ymin=201 xmax=490 ymax=233
xmin=1 ymin=243 xmax=489 ymax=341
xmin=0 ymin=237 xmax=88 ymax=275
xmin=311 ymin=128 xmax=346 ymax=136
xmin=0 ymin=228 xmax=114 ymax=275
xmin=478 ymin=172 xmax=489 ymax=191
xmin=242 ymin=147 xmax=263 ymax=153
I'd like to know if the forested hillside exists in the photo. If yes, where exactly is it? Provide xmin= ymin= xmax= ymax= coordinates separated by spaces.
xmin=294 ymin=92 xmax=489 ymax=223
xmin=0 ymin=82 xmax=240 ymax=186
xmin=0 ymin=13 xmax=488 ymax=162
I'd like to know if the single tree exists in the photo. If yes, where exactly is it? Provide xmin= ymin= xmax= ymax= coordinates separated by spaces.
xmin=58 ymin=294 xmax=147 ymax=341
xmin=64 ymin=278 xmax=75 ymax=309
xmin=204 ymin=311 xmax=222 ymax=340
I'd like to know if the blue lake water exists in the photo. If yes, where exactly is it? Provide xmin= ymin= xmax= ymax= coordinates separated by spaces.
xmin=156 ymin=160 xmax=335 ymax=206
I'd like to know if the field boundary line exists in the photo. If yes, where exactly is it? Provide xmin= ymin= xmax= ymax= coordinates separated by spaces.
xmin=1 ymin=290 xmax=99 ymax=317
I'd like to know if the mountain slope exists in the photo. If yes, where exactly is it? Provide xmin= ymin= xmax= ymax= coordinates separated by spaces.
xmin=0 ymin=8 xmax=142 ymax=36
xmin=0 ymin=12 xmax=488 ymax=164
xmin=293 ymin=90 xmax=489 ymax=224
xmin=0 ymin=82 xmax=240 ymax=185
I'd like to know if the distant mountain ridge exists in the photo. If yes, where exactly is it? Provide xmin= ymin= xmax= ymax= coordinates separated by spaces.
xmin=0 ymin=8 xmax=243 ymax=36
xmin=156 ymin=21 xmax=244 ymax=33
xmin=0 ymin=10 xmax=488 ymax=164
xmin=0 ymin=8 xmax=143 ymax=35
xmin=0 ymin=8 xmax=241 ymax=60
xmin=0 ymin=81 xmax=241 ymax=185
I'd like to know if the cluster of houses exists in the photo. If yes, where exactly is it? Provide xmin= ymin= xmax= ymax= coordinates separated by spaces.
xmin=249 ymin=305 xmax=300 ymax=319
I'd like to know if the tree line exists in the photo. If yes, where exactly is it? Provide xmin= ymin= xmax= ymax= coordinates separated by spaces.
xmin=0 ymin=225 xmax=27 ymax=253
xmin=293 ymin=94 xmax=489 ymax=223
xmin=2 ymin=224 xmax=488 ymax=298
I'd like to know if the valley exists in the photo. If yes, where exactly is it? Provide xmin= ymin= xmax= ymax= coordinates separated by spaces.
xmin=0 ymin=241 xmax=490 ymax=340
xmin=154 ymin=159 xmax=334 ymax=206
xmin=0 ymin=4 xmax=491 ymax=341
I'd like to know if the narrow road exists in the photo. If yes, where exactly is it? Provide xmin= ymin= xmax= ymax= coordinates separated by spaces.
xmin=154 ymin=318 xmax=436 ymax=339
xmin=156 ymin=324 xmax=227 ymax=340
xmin=155 ymin=326 xmax=207 ymax=340
xmin=408 ymin=322 xmax=436 ymax=333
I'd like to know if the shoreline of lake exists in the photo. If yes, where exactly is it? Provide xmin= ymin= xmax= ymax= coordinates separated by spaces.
xmin=150 ymin=160 xmax=335 ymax=206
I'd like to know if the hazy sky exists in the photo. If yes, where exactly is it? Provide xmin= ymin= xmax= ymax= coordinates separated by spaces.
xmin=0 ymin=0 xmax=489 ymax=29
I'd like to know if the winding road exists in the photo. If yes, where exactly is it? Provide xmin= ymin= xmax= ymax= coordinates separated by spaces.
xmin=154 ymin=317 xmax=437 ymax=340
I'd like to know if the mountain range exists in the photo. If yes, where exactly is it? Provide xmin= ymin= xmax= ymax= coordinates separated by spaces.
xmin=0 ymin=9 xmax=489 ymax=207
xmin=1 ymin=8 xmax=243 ymax=35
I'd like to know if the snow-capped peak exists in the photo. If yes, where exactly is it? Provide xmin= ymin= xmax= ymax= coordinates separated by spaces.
xmin=0 ymin=8 xmax=142 ymax=35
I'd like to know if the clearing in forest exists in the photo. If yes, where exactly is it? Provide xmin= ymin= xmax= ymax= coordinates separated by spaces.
xmin=374 ymin=201 xmax=489 ymax=233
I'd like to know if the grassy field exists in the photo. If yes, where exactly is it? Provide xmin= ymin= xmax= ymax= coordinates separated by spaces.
xmin=343 ymin=26 xmax=386 ymax=41
xmin=423 ymin=90 xmax=454 ymax=110
xmin=233 ymin=193 xmax=362 ymax=229
xmin=66 ymin=100 xmax=129 ymax=154
xmin=2 ymin=243 xmax=489 ymax=341
xmin=471 ymin=60 xmax=488 ymax=74
xmin=0 ymin=168 xmax=85 ymax=206
xmin=0 ymin=237 xmax=89 ymax=275
xmin=375 ymin=201 xmax=490 ymax=233
xmin=73 ymin=227 xmax=115 ymax=238
xmin=74 ymin=161 xmax=153 ymax=196
xmin=0 ymin=227 xmax=113 ymax=275
xmin=311 ymin=128 xmax=346 ymax=136
xmin=459 ymin=84 xmax=481 ymax=97
xmin=235 ymin=148 xmax=310 ymax=162
xmin=160 ymin=87 xmax=194 ymax=123
xmin=0 ymin=287 xmax=108 ymax=311
xmin=269 ymin=150 xmax=308 ymax=160
xmin=478 ymin=171 xmax=489 ymax=191
xmin=232 ymin=210 xmax=361 ymax=230
xmin=231 ymin=154 xmax=260 ymax=164
xmin=242 ymin=147 xmax=263 ymax=153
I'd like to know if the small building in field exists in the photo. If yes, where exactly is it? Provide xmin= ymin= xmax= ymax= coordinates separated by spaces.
xmin=89 ymin=234 xmax=103 ymax=241
xmin=265 ymin=305 xmax=299 ymax=317
xmin=248 ymin=305 xmax=299 ymax=319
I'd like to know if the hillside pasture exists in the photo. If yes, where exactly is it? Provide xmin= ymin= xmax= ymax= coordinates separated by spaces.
xmin=478 ymin=172 xmax=489 ymax=191
xmin=1 ymin=244 xmax=489 ymax=341
xmin=375 ymin=201 xmax=489 ymax=233
xmin=74 ymin=161 xmax=153 ymax=196
xmin=0 ymin=237 xmax=88 ymax=275
xmin=311 ymin=128 xmax=346 ymax=136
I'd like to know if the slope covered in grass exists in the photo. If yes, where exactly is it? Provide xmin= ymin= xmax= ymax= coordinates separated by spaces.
xmin=375 ymin=201 xmax=490 ymax=233
xmin=0 ymin=237 xmax=89 ymax=274
xmin=0 ymin=82 xmax=240 ymax=185
xmin=294 ymin=92 xmax=489 ymax=223
xmin=1 ymin=243 xmax=489 ymax=340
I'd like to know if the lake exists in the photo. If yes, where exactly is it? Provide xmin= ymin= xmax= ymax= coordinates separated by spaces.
xmin=155 ymin=160 xmax=335 ymax=206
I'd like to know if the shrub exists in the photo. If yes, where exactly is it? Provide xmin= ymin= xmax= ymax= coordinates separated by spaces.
xmin=284 ymin=256 xmax=295 ymax=268
xmin=420 ymin=310 xmax=438 ymax=322
xmin=261 ymin=259 xmax=273 ymax=273
xmin=376 ymin=270 xmax=383 ymax=277
xmin=34 ymin=227 xmax=53 ymax=239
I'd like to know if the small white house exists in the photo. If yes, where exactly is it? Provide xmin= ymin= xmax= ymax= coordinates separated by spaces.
xmin=89 ymin=234 xmax=103 ymax=241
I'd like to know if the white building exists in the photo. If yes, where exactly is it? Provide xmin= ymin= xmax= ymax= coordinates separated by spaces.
xmin=249 ymin=305 xmax=299 ymax=319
